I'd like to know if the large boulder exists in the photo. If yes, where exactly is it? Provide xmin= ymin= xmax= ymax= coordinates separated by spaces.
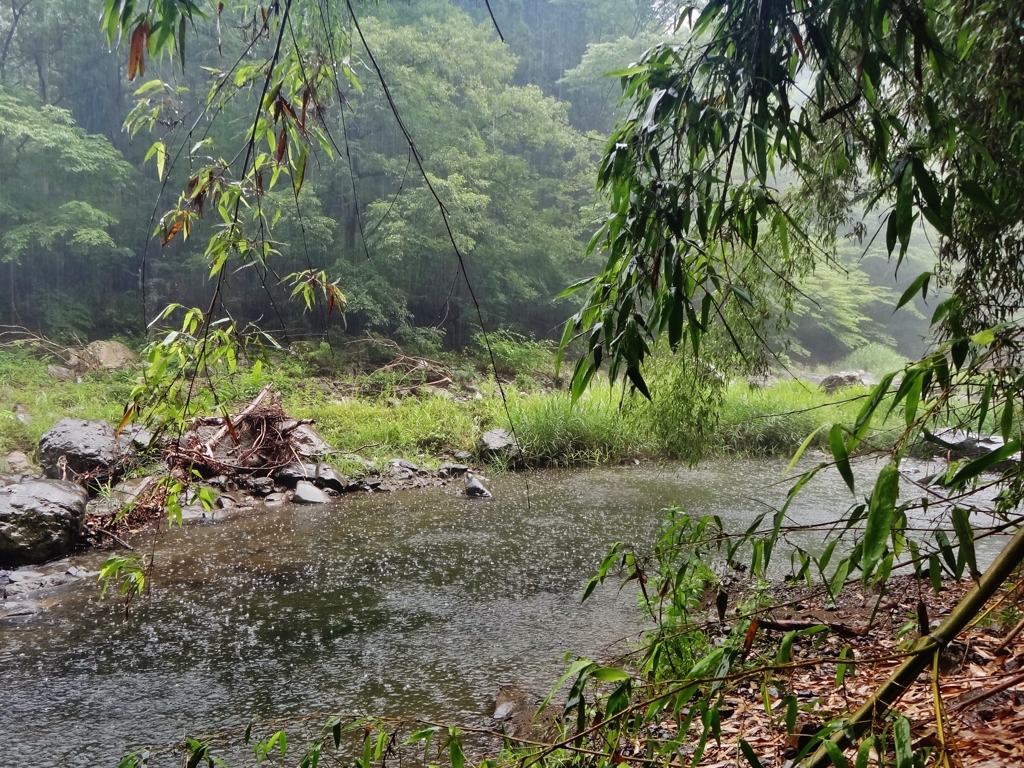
xmin=82 ymin=340 xmax=139 ymax=370
xmin=478 ymin=428 xmax=520 ymax=459
xmin=38 ymin=419 xmax=132 ymax=481
xmin=820 ymin=370 xmax=877 ymax=394
xmin=0 ymin=479 xmax=88 ymax=566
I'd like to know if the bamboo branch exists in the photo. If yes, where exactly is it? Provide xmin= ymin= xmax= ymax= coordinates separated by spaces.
xmin=805 ymin=524 xmax=1024 ymax=767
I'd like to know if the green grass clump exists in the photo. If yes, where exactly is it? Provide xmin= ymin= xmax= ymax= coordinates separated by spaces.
xmin=836 ymin=343 xmax=910 ymax=377
xmin=0 ymin=349 xmax=135 ymax=457
xmin=508 ymin=385 xmax=643 ymax=466
xmin=712 ymin=378 xmax=875 ymax=456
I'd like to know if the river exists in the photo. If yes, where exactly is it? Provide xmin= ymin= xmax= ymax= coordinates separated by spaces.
xmin=0 ymin=457 xmax=1004 ymax=766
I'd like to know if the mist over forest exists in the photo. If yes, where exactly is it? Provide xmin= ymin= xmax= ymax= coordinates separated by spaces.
xmin=0 ymin=0 xmax=933 ymax=366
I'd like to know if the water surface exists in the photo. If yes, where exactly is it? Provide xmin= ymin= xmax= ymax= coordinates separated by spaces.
xmin=0 ymin=457 xmax=1003 ymax=766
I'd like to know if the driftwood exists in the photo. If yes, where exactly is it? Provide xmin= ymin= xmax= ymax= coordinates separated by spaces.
xmin=203 ymin=383 xmax=273 ymax=456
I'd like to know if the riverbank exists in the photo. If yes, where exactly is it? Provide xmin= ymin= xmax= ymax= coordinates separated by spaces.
xmin=0 ymin=346 xmax=893 ymax=475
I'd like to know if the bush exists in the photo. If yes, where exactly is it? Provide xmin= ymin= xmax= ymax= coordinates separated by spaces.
xmin=473 ymin=330 xmax=554 ymax=379
xmin=836 ymin=343 xmax=909 ymax=377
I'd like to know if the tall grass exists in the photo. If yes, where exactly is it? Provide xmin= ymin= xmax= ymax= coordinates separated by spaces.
xmin=0 ymin=348 xmax=904 ymax=468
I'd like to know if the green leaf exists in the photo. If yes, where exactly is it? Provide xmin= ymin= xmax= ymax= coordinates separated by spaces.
xmin=895 ymin=271 xmax=931 ymax=311
xmin=783 ymin=423 xmax=827 ymax=477
xmin=861 ymin=463 xmax=899 ymax=581
xmin=829 ymin=424 xmax=854 ymax=493
xmin=894 ymin=717 xmax=913 ymax=768
xmin=951 ymin=507 xmax=979 ymax=579
xmin=738 ymin=738 xmax=765 ymax=768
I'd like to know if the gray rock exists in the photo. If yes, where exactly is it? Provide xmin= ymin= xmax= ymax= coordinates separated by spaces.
xmin=5 ymin=451 xmax=34 ymax=475
xmin=289 ymin=424 xmax=333 ymax=458
xmin=478 ymin=428 xmax=519 ymax=459
xmin=46 ymin=364 xmax=76 ymax=381
xmin=0 ymin=479 xmax=88 ymax=566
xmin=38 ymin=419 xmax=131 ymax=481
xmin=438 ymin=463 xmax=469 ymax=478
xmin=292 ymin=480 xmax=330 ymax=505
xmin=81 ymin=340 xmax=139 ymax=370
xmin=390 ymin=458 xmax=425 ymax=474
xmin=315 ymin=464 xmax=348 ymax=493
xmin=264 ymin=492 xmax=286 ymax=507
xmin=453 ymin=450 xmax=472 ymax=461
xmin=13 ymin=405 xmax=30 ymax=424
xmin=272 ymin=462 xmax=318 ymax=487
xmin=820 ymin=370 xmax=877 ymax=394
xmin=464 ymin=472 xmax=492 ymax=498
xmin=248 ymin=476 xmax=276 ymax=496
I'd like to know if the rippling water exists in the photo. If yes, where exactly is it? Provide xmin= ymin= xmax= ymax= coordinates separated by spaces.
xmin=0 ymin=457 xmax=1006 ymax=766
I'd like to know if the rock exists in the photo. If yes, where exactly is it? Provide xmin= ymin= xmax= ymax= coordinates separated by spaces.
xmin=81 ymin=340 xmax=139 ymax=370
xmin=0 ymin=479 xmax=88 ymax=566
xmin=464 ymin=472 xmax=492 ymax=498
xmin=13 ymin=405 xmax=30 ymax=424
xmin=123 ymin=427 xmax=156 ymax=451
xmin=248 ymin=476 xmax=276 ymax=496
xmin=46 ymin=364 xmax=76 ymax=382
xmin=390 ymin=458 xmax=425 ymax=475
xmin=315 ymin=465 xmax=348 ymax=493
xmin=453 ymin=450 xmax=472 ymax=461
xmin=478 ymin=428 xmax=519 ymax=459
xmin=747 ymin=374 xmax=775 ymax=389
xmin=5 ymin=451 xmax=34 ymax=475
xmin=820 ymin=370 xmax=877 ymax=394
xmin=438 ymin=463 xmax=469 ymax=478
xmin=926 ymin=429 xmax=1019 ymax=465
xmin=289 ymin=424 xmax=333 ymax=458
xmin=264 ymin=492 xmax=286 ymax=507
xmin=38 ymin=419 xmax=131 ymax=482
xmin=272 ymin=462 xmax=318 ymax=487
xmin=292 ymin=480 xmax=330 ymax=505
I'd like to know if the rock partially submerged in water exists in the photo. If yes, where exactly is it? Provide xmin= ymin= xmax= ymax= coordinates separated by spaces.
xmin=291 ymin=480 xmax=331 ymax=505
xmin=38 ymin=419 xmax=131 ymax=482
xmin=464 ymin=472 xmax=491 ymax=498
xmin=0 ymin=479 xmax=88 ymax=566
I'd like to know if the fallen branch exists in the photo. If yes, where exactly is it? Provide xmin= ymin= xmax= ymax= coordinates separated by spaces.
xmin=760 ymin=617 xmax=867 ymax=639
xmin=203 ymin=383 xmax=273 ymax=455
xmin=93 ymin=527 xmax=134 ymax=550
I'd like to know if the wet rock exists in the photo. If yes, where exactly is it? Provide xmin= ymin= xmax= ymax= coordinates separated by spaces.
xmin=5 ymin=451 xmax=34 ymax=475
xmin=292 ymin=480 xmax=330 ymax=505
xmin=820 ymin=370 xmax=876 ymax=394
xmin=248 ymin=476 xmax=276 ymax=496
xmin=390 ymin=458 xmax=425 ymax=475
xmin=478 ymin=428 xmax=519 ymax=459
xmin=464 ymin=472 xmax=492 ymax=498
xmin=264 ymin=492 xmax=286 ymax=507
xmin=438 ymin=463 xmax=469 ymax=478
xmin=81 ymin=340 xmax=139 ymax=370
xmin=124 ymin=427 xmax=156 ymax=451
xmin=0 ymin=479 xmax=88 ymax=566
xmin=216 ymin=493 xmax=239 ymax=509
xmin=926 ymin=429 xmax=1019 ymax=465
xmin=272 ymin=462 xmax=318 ymax=487
xmin=315 ymin=465 xmax=348 ymax=493
xmin=46 ymin=364 xmax=76 ymax=382
xmin=288 ymin=424 xmax=333 ymax=458
xmin=38 ymin=419 xmax=131 ymax=482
